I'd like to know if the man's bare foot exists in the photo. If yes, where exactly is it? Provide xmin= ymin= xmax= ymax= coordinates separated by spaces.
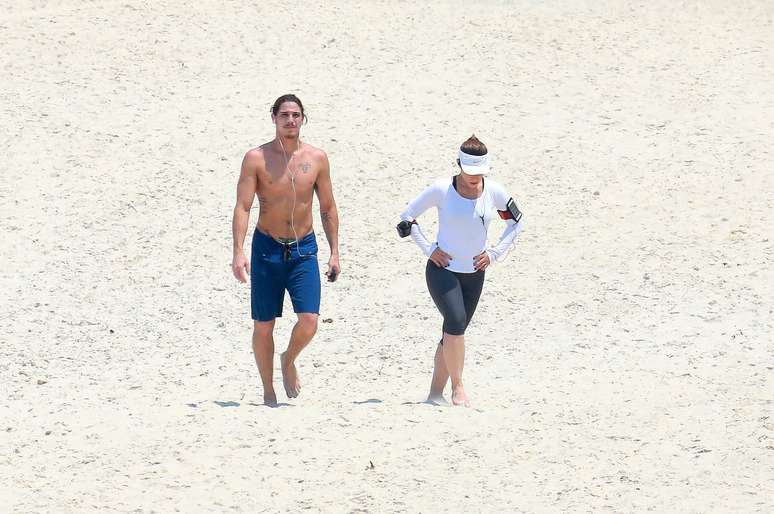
xmin=426 ymin=394 xmax=448 ymax=405
xmin=451 ymin=384 xmax=470 ymax=407
xmin=280 ymin=352 xmax=301 ymax=398
xmin=264 ymin=391 xmax=278 ymax=407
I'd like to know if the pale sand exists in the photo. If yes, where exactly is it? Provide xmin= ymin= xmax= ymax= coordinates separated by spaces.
xmin=2 ymin=1 xmax=773 ymax=512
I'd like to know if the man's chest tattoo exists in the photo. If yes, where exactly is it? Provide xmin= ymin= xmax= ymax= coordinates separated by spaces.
xmin=300 ymin=162 xmax=312 ymax=173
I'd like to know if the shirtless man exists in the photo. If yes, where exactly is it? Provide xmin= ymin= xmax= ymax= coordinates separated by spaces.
xmin=231 ymin=94 xmax=340 ymax=406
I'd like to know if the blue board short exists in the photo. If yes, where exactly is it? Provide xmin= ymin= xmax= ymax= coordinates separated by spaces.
xmin=250 ymin=229 xmax=321 ymax=321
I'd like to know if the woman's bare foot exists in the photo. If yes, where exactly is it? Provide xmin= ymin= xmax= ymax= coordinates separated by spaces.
xmin=280 ymin=352 xmax=301 ymax=398
xmin=451 ymin=384 xmax=470 ymax=407
xmin=264 ymin=391 xmax=278 ymax=407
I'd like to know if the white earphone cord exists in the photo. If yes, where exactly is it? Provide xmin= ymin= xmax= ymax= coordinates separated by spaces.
xmin=278 ymin=138 xmax=308 ymax=258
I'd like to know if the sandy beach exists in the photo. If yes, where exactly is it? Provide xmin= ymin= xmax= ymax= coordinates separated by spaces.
xmin=2 ymin=1 xmax=773 ymax=512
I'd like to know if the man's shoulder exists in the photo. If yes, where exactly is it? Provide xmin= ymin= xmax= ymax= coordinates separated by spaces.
xmin=240 ymin=146 xmax=269 ymax=176
xmin=301 ymin=143 xmax=327 ymax=161
xmin=245 ymin=144 xmax=273 ymax=164
xmin=245 ymin=145 xmax=268 ymax=159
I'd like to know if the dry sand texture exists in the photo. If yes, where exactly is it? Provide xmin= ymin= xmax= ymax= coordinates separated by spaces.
xmin=2 ymin=0 xmax=773 ymax=512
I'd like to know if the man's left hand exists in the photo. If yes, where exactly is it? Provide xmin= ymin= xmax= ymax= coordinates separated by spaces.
xmin=326 ymin=255 xmax=340 ymax=282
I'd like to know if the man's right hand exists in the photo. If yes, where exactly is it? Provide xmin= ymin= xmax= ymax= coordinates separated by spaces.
xmin=429 ymin=248 xmax=452 ymax=268
xmin=232 ymin=252 xmax=250 ymax=283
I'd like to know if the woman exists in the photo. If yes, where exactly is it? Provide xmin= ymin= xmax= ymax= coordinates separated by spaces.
xmin=398 ymin=135 xmax=524 ymax=407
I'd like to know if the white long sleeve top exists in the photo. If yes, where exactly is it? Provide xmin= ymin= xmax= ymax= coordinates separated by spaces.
xmin=400 ymin=176 xmax=523 ymax=273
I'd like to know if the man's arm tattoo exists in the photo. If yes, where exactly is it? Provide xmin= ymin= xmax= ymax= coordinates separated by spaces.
xmin=321 ymin=211 xmax=331 ymax=225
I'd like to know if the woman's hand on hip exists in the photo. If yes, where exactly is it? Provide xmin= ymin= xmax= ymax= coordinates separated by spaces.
xmin=429 ymin=248 xmax=453 ymax=268
xmin=473 ymin=251 xmax=490 ymax=271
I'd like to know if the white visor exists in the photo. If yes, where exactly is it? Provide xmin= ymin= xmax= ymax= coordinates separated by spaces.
xmin=458 ymin=150 xmax=490 ymax=175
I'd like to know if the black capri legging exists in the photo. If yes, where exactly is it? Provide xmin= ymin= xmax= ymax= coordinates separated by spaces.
xmin=425 ymin=260 xmax=485 ymax=336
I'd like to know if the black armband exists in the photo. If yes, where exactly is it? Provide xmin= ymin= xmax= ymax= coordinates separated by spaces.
xmin=396 ymin=219 xmax=417 ymax=238
xmin=497 ymin=198 xmax=522 ymax=223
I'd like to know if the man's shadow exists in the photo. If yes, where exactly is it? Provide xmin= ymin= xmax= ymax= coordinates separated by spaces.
xmin=353 ymin=398 xmax=383 ymax=405
xmin=186 ymin=400 xmax=294 ymax=408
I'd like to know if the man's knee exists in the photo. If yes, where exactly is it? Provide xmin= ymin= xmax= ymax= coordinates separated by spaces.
xmin=296 ymin=314 xmax=318 ymax=337
xmin=253 ymin=319 xmax=275 ymax=337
